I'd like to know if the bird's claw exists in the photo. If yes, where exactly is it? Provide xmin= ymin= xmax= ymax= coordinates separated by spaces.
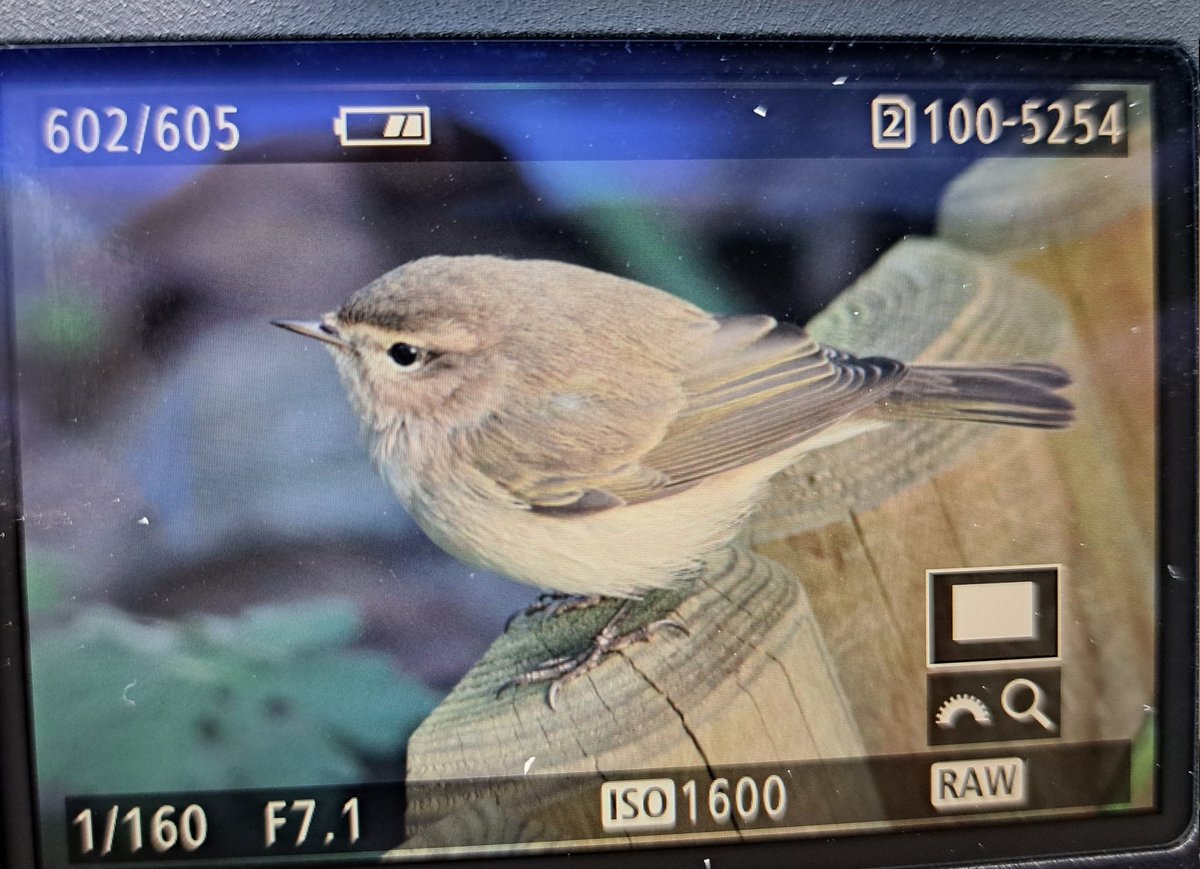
xmin=496 ymin=601 xmax=688 ymax=710
xmin=504 ymin=593 xmax=606 ymax=631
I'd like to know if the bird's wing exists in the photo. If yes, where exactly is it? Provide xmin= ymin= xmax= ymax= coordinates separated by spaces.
xmin=630 ymin=316 xmax=907 ymax=497
xmin=462 ymin=321 xmax=692 ymax=514
xmin=475 ymin=314 xmax=908 ymax=513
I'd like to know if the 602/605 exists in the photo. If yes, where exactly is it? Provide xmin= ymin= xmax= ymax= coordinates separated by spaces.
xmin=42 ymin=105 xmax=240 ymax=155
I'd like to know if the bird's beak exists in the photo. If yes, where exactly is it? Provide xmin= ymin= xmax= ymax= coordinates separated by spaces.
xmin=272 ymin=318 xmax=350 ymax=349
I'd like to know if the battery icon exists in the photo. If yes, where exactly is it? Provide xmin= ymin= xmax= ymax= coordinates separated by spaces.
xmin=332 ymin=106 xmax=431 ymax=146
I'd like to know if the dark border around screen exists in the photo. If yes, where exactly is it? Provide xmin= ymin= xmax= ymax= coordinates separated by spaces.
xmin=0 ymin=37 xmax=1194 ymax=869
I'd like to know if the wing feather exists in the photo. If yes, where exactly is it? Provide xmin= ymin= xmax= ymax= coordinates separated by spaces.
xmin=486 ymin=315 xmax=907 ymax=512
xmin=634 ymin=319 xmax=905 ymax=493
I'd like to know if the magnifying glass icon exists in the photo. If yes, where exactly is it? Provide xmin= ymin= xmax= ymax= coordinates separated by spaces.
xmin=1001 ymin=678 xmax=1057 ymax=732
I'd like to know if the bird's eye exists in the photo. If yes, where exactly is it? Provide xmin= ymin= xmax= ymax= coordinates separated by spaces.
xmin=387 ymin=342 xmax=424 ymax=369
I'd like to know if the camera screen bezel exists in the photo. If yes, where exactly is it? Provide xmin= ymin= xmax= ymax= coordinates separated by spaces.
xmin=0 ymin=37 xmax=1194 ymax=869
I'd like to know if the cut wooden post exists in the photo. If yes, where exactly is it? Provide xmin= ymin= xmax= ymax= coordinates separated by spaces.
xmin=402 ymin=546 xmax=875 ymax=848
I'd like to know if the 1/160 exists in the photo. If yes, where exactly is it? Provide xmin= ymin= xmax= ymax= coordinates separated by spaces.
xmin=42 ymin=105 xmax=240 ymax=155
xmin=72 ymin=804 xmax=207 ymax=856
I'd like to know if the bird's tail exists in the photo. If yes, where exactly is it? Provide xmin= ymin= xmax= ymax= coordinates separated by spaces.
xmin=880 ymin=362 xmax=1074 ymax=429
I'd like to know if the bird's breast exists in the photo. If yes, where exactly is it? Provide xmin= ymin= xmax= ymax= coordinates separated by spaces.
xmin=371 ymin=418 xmax=507 ymax=563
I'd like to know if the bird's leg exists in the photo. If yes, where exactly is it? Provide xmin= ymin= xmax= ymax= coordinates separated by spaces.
xmin=504 ymin=592 xmax=607 ymax=630
xmin=499 ymin=599 xmax=689 ymax=710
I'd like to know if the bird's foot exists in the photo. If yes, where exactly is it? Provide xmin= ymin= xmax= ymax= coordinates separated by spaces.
xmin=504 ymin=592 xmax=606 ymax=630
xmin=498 ymin=600 xmax=689 ymax=710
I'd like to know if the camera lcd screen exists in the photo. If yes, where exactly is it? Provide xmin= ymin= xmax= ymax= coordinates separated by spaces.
xmin=0 ymin=40 xmax=1194 ymax=869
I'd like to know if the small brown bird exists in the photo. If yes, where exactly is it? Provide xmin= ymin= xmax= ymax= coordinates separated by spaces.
xmin=275 ymin=255 xmax=1072 ymax=703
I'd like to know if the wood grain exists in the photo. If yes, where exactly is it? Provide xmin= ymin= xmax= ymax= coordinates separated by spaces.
xmin=403 ymin=546 xmax=875 ymax=846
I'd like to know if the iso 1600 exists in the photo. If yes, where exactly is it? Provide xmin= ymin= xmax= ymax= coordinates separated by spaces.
xmin=42 ymin=105 xmax=240 ymax=155
xmin=601 ymin=775 xmax=788 ymax=832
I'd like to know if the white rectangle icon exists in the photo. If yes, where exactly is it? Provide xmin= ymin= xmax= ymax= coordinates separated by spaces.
xmin=952 ymin=581 xmax=1037 ymax=643
xmin=600 ymin=779 xmax=677 ymax=832
xmin=931 ymin=758 xmax=1027 ymax=810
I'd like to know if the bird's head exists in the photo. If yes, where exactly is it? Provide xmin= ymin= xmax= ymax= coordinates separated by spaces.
xmin=275 ymin=255 xmax=709 ymax=457
xmin=273 ymin=257 xmax=515 ymax=435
